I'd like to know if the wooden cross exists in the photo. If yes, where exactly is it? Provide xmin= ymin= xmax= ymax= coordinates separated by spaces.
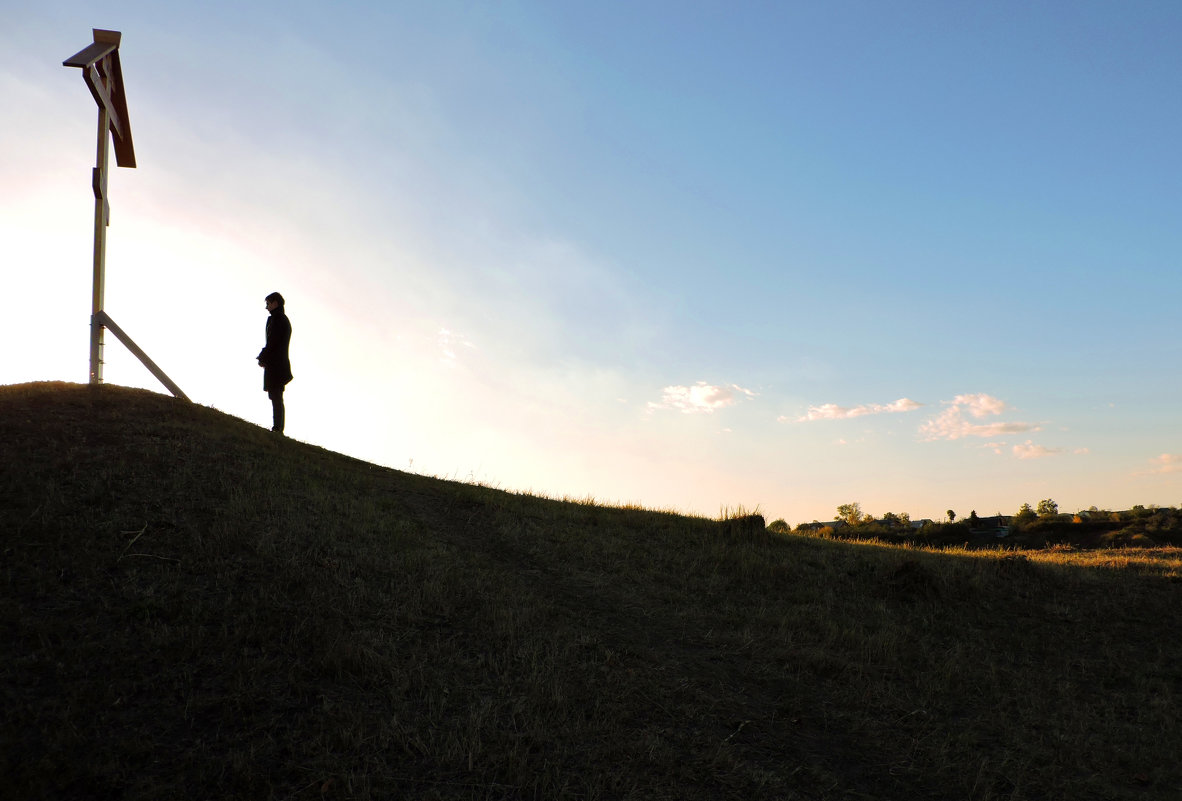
xmin=64 ymin=29 xmax=187 ymax=400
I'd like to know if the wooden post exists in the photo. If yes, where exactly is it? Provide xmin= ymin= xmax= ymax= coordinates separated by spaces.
xmin=90 ymin=95 xmax=111 ymax=383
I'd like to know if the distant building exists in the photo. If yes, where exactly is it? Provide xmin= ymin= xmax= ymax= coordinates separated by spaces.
xmin=797 ymin=520 xmax=846 ymax=532
xmin=969 ymin=515 xmax=1011 ymax=538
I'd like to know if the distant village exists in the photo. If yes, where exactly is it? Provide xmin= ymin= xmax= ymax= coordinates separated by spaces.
xmin=773 ymin=501 xmax=1182 ymax=550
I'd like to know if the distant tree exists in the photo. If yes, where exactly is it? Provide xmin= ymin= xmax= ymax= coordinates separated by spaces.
xmin=768 ymin=519 xmax=790 ymax=534
xmin=837 ymin=503 xmax=863 ymax=526
xmin=947 ymin=510 xmax=957 ymax=523
xmin=969 ymin=510 xmax=980 ymax=526
xmin=1015 ymin=503 xmax=1036 ymax=523
xmin=1037 ymin=498 xmax=1059 ymax=518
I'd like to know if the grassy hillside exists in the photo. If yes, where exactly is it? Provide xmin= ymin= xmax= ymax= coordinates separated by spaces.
xmin=2 ymin=382 xmax=1179 ymax=800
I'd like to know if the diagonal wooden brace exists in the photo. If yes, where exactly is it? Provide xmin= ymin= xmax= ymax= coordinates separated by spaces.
xmin=94 ymin=311 xmax=190 ymax=401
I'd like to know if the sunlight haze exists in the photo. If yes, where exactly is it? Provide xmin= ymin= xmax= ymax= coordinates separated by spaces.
xmin=4 ymin=1 xmax=1181 ymax=525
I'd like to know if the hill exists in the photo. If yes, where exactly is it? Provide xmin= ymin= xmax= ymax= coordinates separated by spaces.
xmin=2 ymin=382 xmax=1179 ymax=800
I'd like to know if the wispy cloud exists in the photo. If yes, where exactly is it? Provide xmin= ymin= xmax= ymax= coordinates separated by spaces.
xmin=789 ymin=397 xmax=922 ymax=423
xmin=919 ymin=393 xmax=1039 ymax=441
xmin=647 ymin=382 xmax=756 ymax=415
xmin=1141 ymin=453 xmax=1182 ymax=475
xmin=438 ymin=327 xmax=475 ymax=367
xmin=990 ymin=441 xmax=1088 ymax=459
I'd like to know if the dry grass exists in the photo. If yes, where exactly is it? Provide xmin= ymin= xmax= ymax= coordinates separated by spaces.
xmin=2 ymin=382 xmax=1180 ymax=800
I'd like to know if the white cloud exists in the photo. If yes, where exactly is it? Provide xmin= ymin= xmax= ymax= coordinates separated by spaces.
xmin=794 ymin=397 xmax=922 ymax=422
xmin=955 ymin=393 xmax=1008 ymax=418
xmin=647 ymin=382 xmax=756 ymax=414
xmin=1013 ymin=440 xmax=1060 ymax=460
xmin=919 ymin=394 xmax=1038 ymax=441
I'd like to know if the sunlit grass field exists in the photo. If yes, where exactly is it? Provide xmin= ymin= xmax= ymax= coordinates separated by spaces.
xmin=2 ymin=382 xmax=1179 ymax=800
xmin=835 ymin=535 xmax=1182 ymax=579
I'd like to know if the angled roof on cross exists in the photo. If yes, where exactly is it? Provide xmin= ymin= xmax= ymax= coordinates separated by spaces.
xmin=64 ymin=29 xmax=136 ymax=168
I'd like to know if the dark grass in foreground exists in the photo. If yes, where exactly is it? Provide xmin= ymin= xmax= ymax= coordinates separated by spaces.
xmin=2 ymin=382 xmax=1179 ymax=800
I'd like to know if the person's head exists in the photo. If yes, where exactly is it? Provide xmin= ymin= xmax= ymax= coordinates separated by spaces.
xmin=265 ymin=292 xmax=285 ymax=311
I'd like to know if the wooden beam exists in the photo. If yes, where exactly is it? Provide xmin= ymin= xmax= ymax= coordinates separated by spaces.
xmin=92 ymin=30 xmax=135 ymax=167
xmin=63 ymin=41 xmax=117 ymax=69
xmin=94 ymin=311 xmax=190 ymax=402
xmin=83 ymin=61 xmax=121 ymax=135
xmin=104 ymin=52 xmax=136 ymax=168
xmin=92 ymin=29 xmax=122 ymax=46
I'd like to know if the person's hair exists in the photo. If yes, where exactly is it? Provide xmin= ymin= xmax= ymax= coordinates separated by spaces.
xmin=265 ymin=292 xmax=285 ymax=307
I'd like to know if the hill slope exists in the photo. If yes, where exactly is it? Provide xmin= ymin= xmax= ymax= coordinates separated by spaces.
xmin=2 ymin=382 xmax=1179 ymax=800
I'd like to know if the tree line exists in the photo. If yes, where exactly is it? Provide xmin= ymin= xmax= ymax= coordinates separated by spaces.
xmin=767 ymin=500 xmax=1182 ymax=549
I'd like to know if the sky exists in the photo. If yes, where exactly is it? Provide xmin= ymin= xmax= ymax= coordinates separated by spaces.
xmin=4 ymin=1 xmax=1182 ymax=525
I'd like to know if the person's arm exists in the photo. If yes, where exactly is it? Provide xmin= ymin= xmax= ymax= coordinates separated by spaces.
xmin=258 ymin=319 xmax=274 ymax=366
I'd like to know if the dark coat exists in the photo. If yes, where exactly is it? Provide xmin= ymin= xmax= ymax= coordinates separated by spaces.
xmin=258 ymin=308 xmax=293 ymax=392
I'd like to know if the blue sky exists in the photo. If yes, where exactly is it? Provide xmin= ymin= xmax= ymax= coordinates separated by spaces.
xmin=4 ymin=1 xmax=1182 ymax=524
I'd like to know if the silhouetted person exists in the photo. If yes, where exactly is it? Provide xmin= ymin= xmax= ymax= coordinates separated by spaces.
xmin=257 ymin=292 xmax=292 ymax=434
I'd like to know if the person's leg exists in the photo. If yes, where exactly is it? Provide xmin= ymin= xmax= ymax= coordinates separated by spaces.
xmin=269 ymin=389 xmax=285 ymax=434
